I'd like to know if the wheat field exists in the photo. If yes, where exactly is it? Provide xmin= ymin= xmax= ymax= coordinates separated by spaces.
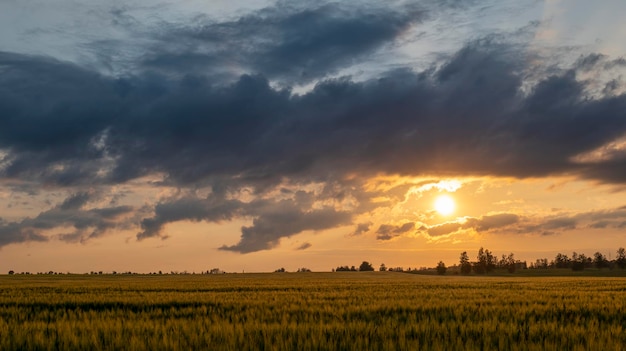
xmin=0 ymin=272 xmax=624 ymax=350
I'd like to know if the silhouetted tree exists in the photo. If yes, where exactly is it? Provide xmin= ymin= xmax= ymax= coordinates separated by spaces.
xmin=571 ymin=252 xmax=588 ymax=271
xmin=436 ymin=261 xmax=447 ymax=275
xmin=533 ymin=258 xmax=548 ymax=269
xmin=502 ymin=253 xmax=517 ymax=273
xmin=593 ymin=252 xmax=609 ymax=269
xmin=274 ymin=267 xmax=286 ymax=273
xmin=486 ymin=249 xmax=497 ymax=272
xmin=552 ymin=253 xmax=571 ymax=268
xmin=617 ymin=247 xmax=626 ymax=269
xmin=359 ymin=261 xmax=374 ymax=271
xmin=8 ymin=270 xmax=14 ymax=275
xmin=473 ymin=247 xmax=495 ymax=274
xmin=460 ymin=251 xmax=471 ymax=275
xmin=379 ymin=263 xmax=387 ymax=272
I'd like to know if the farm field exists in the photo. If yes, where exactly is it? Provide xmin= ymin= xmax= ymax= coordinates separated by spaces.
xmin=1 ymin=273 xmax=625 ymax=350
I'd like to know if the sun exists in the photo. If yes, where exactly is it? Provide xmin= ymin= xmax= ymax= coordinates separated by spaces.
xmin=434 ymin=194 xmax=455 ymax=216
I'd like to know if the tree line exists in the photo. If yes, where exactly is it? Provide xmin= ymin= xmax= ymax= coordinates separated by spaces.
xmin=431 ymin=247 xmax=626 ymax=275
xmin=329 ymin=247 xmax=626 ymax=276
xmin=531 ymin=248 xmax=626 ymax=271
xmin=450 ymin=247 xmax=524 ymax=275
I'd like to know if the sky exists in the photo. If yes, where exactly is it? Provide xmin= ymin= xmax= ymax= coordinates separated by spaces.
xmin=1 ymin=0 xmax=626 ymax=273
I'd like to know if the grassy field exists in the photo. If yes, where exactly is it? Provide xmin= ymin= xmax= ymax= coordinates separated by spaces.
xmin=1 ymin=273 xmax=625 ymax=350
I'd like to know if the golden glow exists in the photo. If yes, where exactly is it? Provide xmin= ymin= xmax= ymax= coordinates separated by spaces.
xmin=434 ymin=194 xmax=455 ymax=216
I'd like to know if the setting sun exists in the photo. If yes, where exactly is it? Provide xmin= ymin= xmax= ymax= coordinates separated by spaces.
xmin=434 ymin=194 xmax=455 ymax=216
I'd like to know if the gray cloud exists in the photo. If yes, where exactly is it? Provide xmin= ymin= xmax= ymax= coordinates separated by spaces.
xmin=352 ymin=222 xmax=372 ymax=236
xmin=0 ymin=222 xmax=48 ymax=247
xmin=465 ymin=213 xmax=520 ymax=232
xmin=138 ymin=195 xmax=244 ymax=240
xmin=425 ymin=222 xmax=464 ymax=237
xmin=295 ymin=242 xmax=312 ymax=250
xmin=376 ymin=222 xmax=415 ymax=240
xmin=0 ymin=192 xmax=134 ymax=246
xmin=521 ymin=208 xmax=626 ymax=235
xmin=59 ymin=191 xmax=93 ymax=210
xmin=424 ymin=213 xmax=520 ymax=237
xmin=136 ymin=188 xmax=356 ymax=253
xmin=140 ymin=2 xmax=423 ymax=83
xmin=422 ymin=208 xmax=626 ymax=238
xmin=220 ymin=206 xmax=351 ymax=253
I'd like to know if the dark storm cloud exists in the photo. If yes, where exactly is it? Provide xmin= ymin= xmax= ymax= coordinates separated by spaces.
xmin=0 ymin=52 xmax=121 ymax=152
xmin=141 ymin=2 xmax=422 ymax=83
xmin=3 ymin=35 xmax=626 ymax=189
xmin=0 ymin=192 xmax=134 ymax=246
xmin=0 ymin=52 xmax=125 ymax=186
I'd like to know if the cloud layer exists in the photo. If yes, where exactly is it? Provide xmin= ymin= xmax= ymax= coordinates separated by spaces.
xmin=1 ymin=1 xmax=626 ymax=252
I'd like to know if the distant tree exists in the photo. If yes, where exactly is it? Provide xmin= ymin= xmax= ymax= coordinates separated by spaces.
xmin=297 ymin=268 xmax=311 ymax=272
xmin=571 ymin=252 xmax=587 ymax=271
xmin=8 ymin=270 xmax=14 ymax=275
xmin=379 ymin=263 xmax=387 ymax=272
xmin=460 ymin=251 xmax=471 ymax=275
xmin=485 ymin=249 xmax=497 ymax=272
xmin=616 ymin=247 xmax=626 ymax=269
xmin=436 ymin=261 xmax=447 ymax=275
xmin=473 ymin=247 xmax=495 ymax=274
xmin=552 ymin=253 xmax=571 ymax=268
xmin=350 ymin=266 xmax=357 ymax=271
xmin=503 ymin=253 xmax=517 ymax=273
xmin=499 ymin=254 xmax=507 ymax=269
xmin=534 ymin=258 xmax=549 ymax=269
xmin=473 ymin=248 xmax=486 ymax=274
xmin=210 ymin=268 xmax=222 ymax=274
xmin=274 ymin=267 xmax=286 ymax=273
xmin=593 ymin=252 xmax=609 ymax=269
xmin=359 ymin=261 xmax=374 ymax=271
